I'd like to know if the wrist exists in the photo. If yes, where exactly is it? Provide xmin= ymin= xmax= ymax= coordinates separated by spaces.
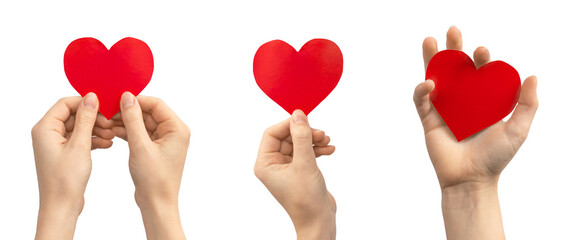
xmin=136 ymin=193 xmax=185 ymax=240
xmin=39 ymin=192 xmax=85 ymax=217
xmin=36 ymin=198 xmax=83 ymax=240
xmin=441 ymin=181 xmax=505 ymax=240
xmin=134 ymin=188 xmax=179 ymax=212
xmin=293 ymin=209 xmax=336 ymax=240
xmin=38 ymin=179 xmax=87 ymax=212
xmin=441 ymin=181 xmax=499 ymax=209
xmin=137 ymin=196 xmax=180 ymax=216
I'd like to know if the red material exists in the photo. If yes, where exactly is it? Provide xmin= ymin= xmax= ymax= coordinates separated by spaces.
xmin=426 ymin=50 xmax=521 ymax=141
xmin=253 ymin=39 xmax=343 ymax=115
xmin=64 ymin=37 xmax=153 ymax=119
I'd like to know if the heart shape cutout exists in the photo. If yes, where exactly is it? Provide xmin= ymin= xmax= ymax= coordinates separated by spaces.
xmin=64 ymin=37 xmax=154 ymax=119
xmin=426 ymin=50 xmax=521 ymax=141
xmin=253 ymin=39 xmax=343 ymax=115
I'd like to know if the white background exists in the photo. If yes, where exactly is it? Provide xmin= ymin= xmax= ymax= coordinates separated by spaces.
xmin=0 ymin=0 xmax=574 ymax=239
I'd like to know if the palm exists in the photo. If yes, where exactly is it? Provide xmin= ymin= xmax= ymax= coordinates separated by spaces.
xmin=415 ymin=27 xmax=538 ymax=188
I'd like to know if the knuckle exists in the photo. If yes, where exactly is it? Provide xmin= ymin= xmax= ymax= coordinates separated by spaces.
xmin=140 ymin=95 xmax=163 ymax=108
xmin=141 ymin=95 xmax=159 ymax=102
xmin=179 ymin=123 xmax=191 ymax=144
xmin=122 ymin=111 xmax=141 ymax=125
xmin=291 ymin=127 xmax=311 ymax=142
xmin=516 ymin=129 xmax=529 ymax=142
xmin=182 ymin=123 xmax=191 ymax=138
xmin=253 ymin=165 xmax=265 ymax=180
xmin=55 ymin=97 xmax=76 ymax=107
xmin=263 ymin=125 xmax=274 ymax=135
xmin=253 ymin=166 xmax=261 ymax=178
xmin=262 ymin=126 xmax=276 ymax=139
xmin=31 ymin=121 xmax=43 ymax=138
xmin=55 ymin=97 xmax=68 ymax=105
xmin=76 ymin=110 xmax=96 ymax=127
xmin=508 ymin=127 xmax=528 ymax=144
xmin=155 ymin=98 xmax=165 ymax=106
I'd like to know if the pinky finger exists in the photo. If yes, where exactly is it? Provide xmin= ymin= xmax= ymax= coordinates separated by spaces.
xmin=314 ymin=145 xmax=336 ymax=157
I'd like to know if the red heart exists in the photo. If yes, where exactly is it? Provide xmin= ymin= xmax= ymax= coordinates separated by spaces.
xmin=64 ymin=37 xmax=154 ymax=119
xmin=253 ymin=39 xmax=343 ymax=115
xmin=426 ymin=50 xmax=521 ymax=141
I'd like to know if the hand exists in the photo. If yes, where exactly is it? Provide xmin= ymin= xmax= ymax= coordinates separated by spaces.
xmin=254 ymin=110 xmax=336 ymax=240
xmin=415 ymin=26 xmax=538 ymax=239
xmin=32 ymin=93 xmax=115 ymax=240
xmin=112 ymin=92 xmax=189 ymax=240
xmin=416 ymin=26 xmax=538 ymax=190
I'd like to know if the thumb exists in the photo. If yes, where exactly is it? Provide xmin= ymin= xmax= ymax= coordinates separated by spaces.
xmin=120 ymin=92 xmax=150 ymax=146
xmin=290 ymin=110 xmax=316 ymax=166
xmin=507 ymin=76 xmax=539 ymax=140
xmin=69 ymin=93 xmax=99 ymax=148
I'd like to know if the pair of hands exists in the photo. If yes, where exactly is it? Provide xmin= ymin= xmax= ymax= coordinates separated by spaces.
xmin=32 ymin=92 xmax=189 ymax=240
xmin=255 ymin=26 xmax=538 ymax=240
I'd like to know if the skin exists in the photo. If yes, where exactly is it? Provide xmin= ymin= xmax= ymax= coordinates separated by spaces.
xmin=415 ymin=26 xmax=539 ymax=239
xmin=254 ymin=110 xmax=337 ymax=240
xmin=32 ymin=93 xmax=115 ymax=239
xmin=32 ymin=92 xmax=189 ymax=240
xmin=112 ymin=92 xmax=190 ymax=240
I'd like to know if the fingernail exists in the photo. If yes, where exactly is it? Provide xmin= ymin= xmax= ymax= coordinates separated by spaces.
xmin=292 ymin=109 xmax=308 ymax=124
xmin=84 ymin=93 xmax=97 ymax=110
xmin=122 ymin=92 xmax=134 ymax=109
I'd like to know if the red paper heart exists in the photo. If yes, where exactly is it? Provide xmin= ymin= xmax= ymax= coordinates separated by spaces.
xmin=253 ymin=39 xmax=343 ymax=115
xmin=426 ymin=50 xmax=521 ymax=141
xmin=64 ymin=37 xmax=154 ymax=119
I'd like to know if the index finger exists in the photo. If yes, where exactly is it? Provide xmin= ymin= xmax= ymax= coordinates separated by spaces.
xmin=136 ymin=96 xmax=189 ymax=141
xmin=43 ymin=97 xmax=82 ymax=122
xmin=33 ymin=97 xmax=82 ymax=138
xmin=423 ymin=37 xmax=438 ymax=70
xmin=258 ymin=118 xmax=290 ymax=154
xmin=137 ymin=95 xmax=179 ymax=124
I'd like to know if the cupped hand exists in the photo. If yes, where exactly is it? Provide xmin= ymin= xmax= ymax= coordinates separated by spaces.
xmin=254 ymin=110 xmax=336 ymax=240
xmin=414 ymin=26 xmax=539 ymax=190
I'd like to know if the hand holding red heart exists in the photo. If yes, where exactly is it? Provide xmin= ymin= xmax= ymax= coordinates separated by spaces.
xmin=254 ymin=110 xmax=336 ymax=239
xmin=40 ymin=27 xmax=537 ymax=239
xmin=32 ymin=93 xmax=189 ymax=239
xmin=56 ymin=37 xmax=187 ymax=238
xmin=415 ymin=25 xmax=538 ymax=192
xmin=110 ymin=92 xmax=189 ymax=239
xmin=32 ymin=94 xmax=115 ymax=239
xmin=413 ymin=26 xmax=538 ymax=239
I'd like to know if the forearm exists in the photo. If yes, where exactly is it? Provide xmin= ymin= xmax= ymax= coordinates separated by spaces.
xmin=138 ymin=198 xmax=186 ymax=240
xmin=441 ymin=182 xmax=505 ymax=240
xmin=35 ymin=199 xmax=81 ymax=240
